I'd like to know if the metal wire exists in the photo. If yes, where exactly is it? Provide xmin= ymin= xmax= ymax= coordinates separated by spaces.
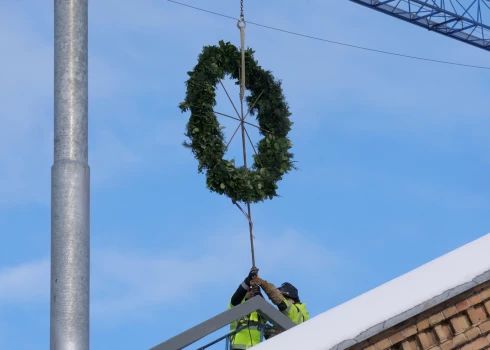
xmin=167 ymin=0 xmax=490 ymax=70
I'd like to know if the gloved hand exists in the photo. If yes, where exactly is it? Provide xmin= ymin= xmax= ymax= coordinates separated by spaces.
xmin=248 ymin=266 xmax=259 ymax=280
xmin=250 ymin=277 xmax=283 ymax=305
xmin=252 ymin=283 xmax=262 ymax=297
xmin=244 ymin=266 xmax=259 ymax=287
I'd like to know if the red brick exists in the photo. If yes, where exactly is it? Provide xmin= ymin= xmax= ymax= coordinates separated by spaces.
xmin=418 ymin=331 xmax=437 ymax=349
xmin=479 ymin=288 xmax=490 ymax=301
xmin=451 ymin=315 xmax=471 ymax=333
xmin=435 ymin=324 xmax=452 ymax=342
xmin=484 ymin=301 xmax=490 ymax=315
xmin=375 ymin=338 xmax=392 ymax=350
xmin=468 ymin=306 xmax=487 ymax=325
xmin=464 ymin=336 xmax=489 ymax=350
xmin=465 ymin=327 xmax=481 ymax=340
xmin=440 ymin=340 xmax=454 ymax=350
xmin=364 ymin=345 xmax=376 ymax=350
xmin=402 ymin=339 xmax=418 ymax=350
xmin=469 ymin=295 xmax=483 ymax=306
xmin=457 ymin=300 xmax=471 ymax=312
xmin=474 ymin=336 xmax=489 ymax=350
xmin=486 ymin=333 xmax=490 ymax=343
xmin=443 ymin=306 xmax=459 ymax=318
xmin=417 ymin=319 xmax=431 ymax=331
xmin=453 ymin=333 xmax=468 ymax=346
xmin=430 ymin=312 xmax=446 ymax=325
xmin=389 ymin=331 xmax=406 ymax=345
xmin=403 ymin=325 xmax=418 ymax=338
xmin=479 ymin=320 xmax=490 ymax=334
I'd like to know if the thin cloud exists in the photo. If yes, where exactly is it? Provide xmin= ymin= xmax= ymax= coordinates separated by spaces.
xmin=302 ymin=163 xmax=489 ymax=212
xmin=0 ymin=229 xmax=341 ymax=322
xmin=93 ymin=228 xmax=341 ymax=318
xmin=0 ymin=259 xmax=50 ymax=303
xmin=1 ymin=0 xmax=488 ymax=206
xmin=89 ymin=129 xmax=143 ymax=187
xmin=0 ymin=4 xmax=52 ymax=207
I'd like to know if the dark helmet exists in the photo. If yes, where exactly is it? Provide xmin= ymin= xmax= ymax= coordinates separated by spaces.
xmin=278 ymin=282 xmax=300 ymax=302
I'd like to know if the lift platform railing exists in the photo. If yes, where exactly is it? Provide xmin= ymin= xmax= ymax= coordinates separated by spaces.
xmin=149 ymin=297 xmax=296 ymax=350
xmin=195 ymin=323 xmax=282 ymax=350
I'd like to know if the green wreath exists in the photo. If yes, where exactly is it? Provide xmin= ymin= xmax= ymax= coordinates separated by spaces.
xmin=179 ymin=40 xmax=295 ymax=203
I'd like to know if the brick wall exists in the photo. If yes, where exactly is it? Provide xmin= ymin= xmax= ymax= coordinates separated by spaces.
xmin=358 ymin=285 xmax=490 ymax=350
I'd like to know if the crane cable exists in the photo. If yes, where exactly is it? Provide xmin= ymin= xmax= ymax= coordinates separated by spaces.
xmin=167 ymin=0 xmax=490 ymax=71
xmin=233 ymin=0 xmax=257 ymax=268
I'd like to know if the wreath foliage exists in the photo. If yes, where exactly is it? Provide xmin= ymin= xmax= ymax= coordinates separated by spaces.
xmin=179 ymin=40 xmax=295 ymax=203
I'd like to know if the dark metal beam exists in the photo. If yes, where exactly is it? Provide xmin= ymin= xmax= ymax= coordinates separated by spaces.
xmin=149 ymin=297 xmax=296 ymax=350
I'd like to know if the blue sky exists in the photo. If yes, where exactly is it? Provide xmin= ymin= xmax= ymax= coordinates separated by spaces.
xmin=0 ymin=0 xmax=489 ymax=349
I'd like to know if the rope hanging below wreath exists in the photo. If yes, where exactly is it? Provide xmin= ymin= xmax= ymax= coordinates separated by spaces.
xmin=178 ymin=0 xmax=295 ymax=268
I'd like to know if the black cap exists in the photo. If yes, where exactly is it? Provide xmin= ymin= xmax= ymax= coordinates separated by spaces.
xmin=278 ymin=282 xmax=300 ymax=302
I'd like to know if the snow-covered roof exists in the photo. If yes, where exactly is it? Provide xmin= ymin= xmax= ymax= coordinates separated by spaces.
xmin=254 ymin=232 xmax=490 ymax=350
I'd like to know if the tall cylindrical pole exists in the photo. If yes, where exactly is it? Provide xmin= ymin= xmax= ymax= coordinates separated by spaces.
xmin=51 ymin=1 xmax=90 ymax=349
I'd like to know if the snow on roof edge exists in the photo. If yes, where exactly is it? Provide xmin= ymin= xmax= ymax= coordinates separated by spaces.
xmin=333 ymin=268 xmax=490 ymax=350
xmin=254 ymin=232 xmax=490 ymax=350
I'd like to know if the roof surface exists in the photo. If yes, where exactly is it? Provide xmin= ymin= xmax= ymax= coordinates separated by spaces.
xmin=254 ymin=232 xmax=490 ymax=350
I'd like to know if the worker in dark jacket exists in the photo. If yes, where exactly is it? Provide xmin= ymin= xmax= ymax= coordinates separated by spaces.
xmin=251 ymin=277 xmax=310 ymax=325
xmin=228 ymin=267 xmax=266 ymax=349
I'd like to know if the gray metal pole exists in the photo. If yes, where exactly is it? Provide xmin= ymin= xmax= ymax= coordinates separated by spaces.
xmin=51 ymin=0 xmax=90 ymax=349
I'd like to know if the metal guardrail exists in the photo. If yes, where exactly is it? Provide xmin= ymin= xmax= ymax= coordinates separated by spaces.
xmin=149 ymin=297 xmax=296 ymax=350
xmin=195 ymin=324 xmax=281 ymax=350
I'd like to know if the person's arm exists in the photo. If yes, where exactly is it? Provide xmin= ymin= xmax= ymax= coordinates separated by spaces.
xmin=251 ymin=277 xmax=283 ymax=304
xmin=277 ymin=299 xmax=288 ymax=312
xmin=251 ymin=278 xmax=305 ymax=324
xmin=230 ymin=267 xmax=259 ymax=306
xmin=279 ymin=299 xmax=304 ymax=324
xmin=230 ymin=282 xmax=248 ymax=306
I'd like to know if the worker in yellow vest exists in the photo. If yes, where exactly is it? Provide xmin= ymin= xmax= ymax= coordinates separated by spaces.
xmin=228 ymin=267 xmax=266 ymax=349
xmin=251 ymin=278 xmax=310 ymax=326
